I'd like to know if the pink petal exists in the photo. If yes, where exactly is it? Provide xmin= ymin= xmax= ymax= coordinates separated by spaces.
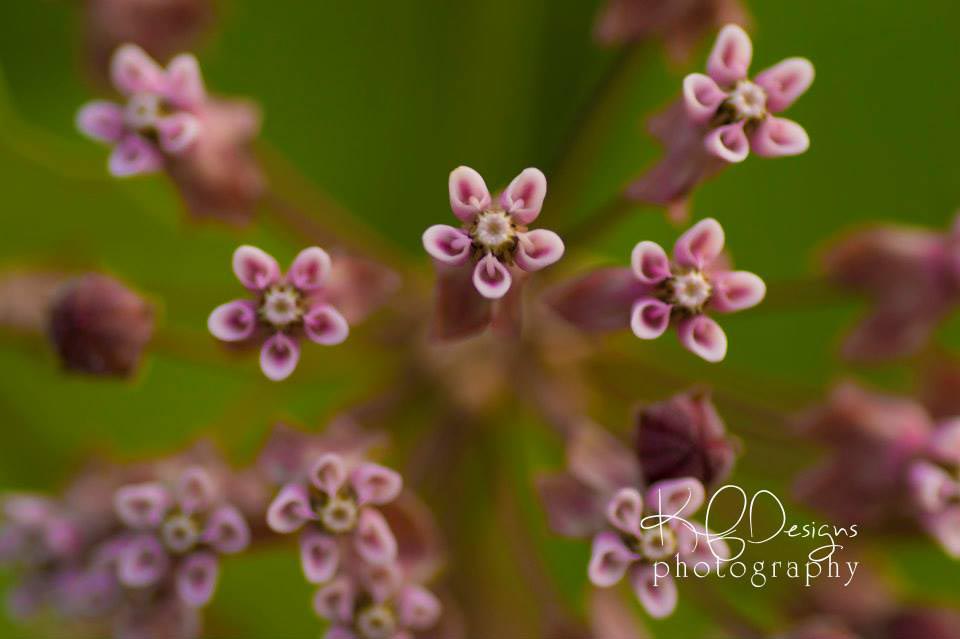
xmin=202 ymin=505 xmax=250 ymax=554
xmin=114 ymin=482 xmax=171 ymax=529
xmin=749 ymin=116 xmax=810 ymax=157
xmin=754 ymin=57 xmax=815 ymax=113
xmin=682 ymin=74 xmax=728 ymax=124
xmin=704 ymin=121 xmax=750 ymax=163
xmin=176 ymin=467 xmax=218 ymax=514
xmin=674 ymin=218 xmax=725 ymax=270
xmin=605 ymin=487 xmax=644 ymax=536
xmin=313 ymin=576 xmax=355 ymax=623
xmin=588 ymin=531 xmax=637 ymax=587
xmin=164 ymin=53 xmax=206 ymax=109
xmin=909 ymin=461 xmax=957 ymax=513
xmin=260 ymin=333 xmax=300 ymax=381
xmin=207 ymin=300 xmax=258 ymax=342
xmin=360 ymin=562 xmax=402 ymax=603
xmin=930 ymin=421 xmax=960 ymax=464
xmin=350 ymin=463 xmax=403 ymax=506
xmin=630 ymin=297 xmax=672 ymax=340
xmin=309 ymin=453 xmax=348 ymax=496
xmin=646 ymin=478 xmax=705 ymax=518
xmin=118 ymin=534 xmax=169 ymax=587
xmin=631 ymin=241 xmax=671 ymax=285
xmin=354 ymin=508 xmax=398 ymax=565
xmin=472 ymin=254 xmax=512 ymax=299
xmin=110 ymin=44 xmax=165 ymax=95
xmin=677 ymin=521 xmax=730 ymax=566
xmin=500 ymin=167 xmax=547 ymax=225
xmin=176 ymin=551 xmax=219 ymax=608
xmin=710 ymin=271 xmax=766 ymax=313
xmin=108 ymin=135 xmax=164 ymax=176
xmin=448 ymin=166 xmax=491 ymax=222
xmin=515 ymin=229 xmax=565 ymax=272
xmin=423 ymin=225 xmax=472 ymax=266
xmin=303 ymin=304 xmax=350 ymax=345
xmin=926 ymin=507 xmax=960 ymax=558
xmin=289 ymin=247 xmax=333 ymax=291
xmin=266 ymin=482 xmax=314 ymax=533
xmin=156 ymin=113 xmax=201 ymax=154
xmin=299 ymin=529 xmax=339 ymax=584
xmin=76 ymin=101 xmax=125 ymax=143
xmin=631 ymin=564 xmax=678 ymax=619
xmin=232 ymin=245 xmax=281 ymax=291
xmin=398 ymin=585 xmax=442 ymax=631
xmin=706 ymin=24 xmax=753 ymax=86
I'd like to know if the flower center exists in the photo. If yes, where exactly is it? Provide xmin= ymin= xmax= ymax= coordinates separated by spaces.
xmin=260 ymin=285 xmax=303 ymax=327
xmin=470 ymin=210 xmax=517 ymax=254
xmin=124 ymin=93 xmax=162 ymax=132
xmin=356 ymin=604 xmax=397 ymax=639
xmin=320 ymin=496 xmax=358 ymax=534
xmin=667 ymin=270 xmax=712 ymax=311
xmin=726 ymin=80 xmax=767 ymax=121
xmin=161 ymin=514 xmax=200 ymax=554
xmin=640 ymin=526 xmax=678 ymax=561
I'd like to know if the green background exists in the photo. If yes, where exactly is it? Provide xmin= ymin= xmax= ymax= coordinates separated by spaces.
xmin=1 ymin=0 xmax=959 ymax=637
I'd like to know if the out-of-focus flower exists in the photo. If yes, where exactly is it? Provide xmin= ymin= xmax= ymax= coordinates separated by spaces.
xmin=594 ymin=0 xmax=749 ymax=64
xmin=908 ymin=420 xmax=960 ymax=557
xmin=822 ymin=214 xmax=960 ymax=361
xmin=422 ymin=166 xmax=564 ymax=339
xmin=81 ymin=0 xmax=214 ymax=84
xmin=548 ymin=218 xmax=765 ymax=362
xmin=627 ymin=24 xmax=813 ymax=216
xmin=634 ymin=390 xmax=737 ymax=488
xmin=207 ymin=245 xmax=350 ymax=381
xmin=47 ymin=274 xmax=154 ymax=377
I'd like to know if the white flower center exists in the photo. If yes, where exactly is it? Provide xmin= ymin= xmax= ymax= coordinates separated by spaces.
xmin=356 ymin=604 xmax=397 ymax=639
xmin=161 ymin=514 xmax=200 ymax=554
xmin=471 ymin=210 xmax=516 ymax=252
xmin=320 ymin=496 xmax=358 ymax=534
xmin=726 ymin=80 xmax=767 ymax=121
xmin=669 ymin=270 xmax=712 ymax=310
xmin=640 ymin=526 xmax=678 ymax=561
xmin=124 ymin=93 xmax=161 ymax=131
xmin=260 ymin=285 xmax=302 ymax=327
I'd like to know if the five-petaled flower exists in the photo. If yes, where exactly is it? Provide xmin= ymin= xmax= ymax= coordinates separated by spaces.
xmin=208 ymin=245 xmax=350 ymax=381
xmin=423 ymin=166 xmax=565 ymax=300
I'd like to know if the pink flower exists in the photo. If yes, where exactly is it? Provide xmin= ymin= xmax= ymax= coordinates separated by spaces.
xmin=207 ymin=245 xmax=350 ymax=381
xmin=548 ymin=218 xmax=765 ymax=362
xmin=627 ymin=24 xmax=814 ymax=214
xmin=422 ymin=167 xmax=564 ymax=337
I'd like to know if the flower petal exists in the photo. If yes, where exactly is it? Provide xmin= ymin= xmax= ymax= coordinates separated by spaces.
xmin=114 ymin=482 xmax=171 ymax=529
xmin=710 ymin=271 xmax=766 ymax=313
xmin=354 ymin=508 xmax=398 ymax=565
xmin=677 ymin=521 xmax=730 ymax=567
xmin=289 ymin=247 xmax=333 ymax=291
xmin=260 ymin=332 xmax=300 ymax=381
xmin=313 ymin=576 xmax=355 ymax=623
xmin=472 ymin=254 xmax=512 ymax=299
xmin=926 ymin=507 xmax=960 ymax=558
xmin=398 ymin=585 xmax=442 ymax=631
xmin=631 ymin=241 xmax=671 ymax=285
xmin=500 ymin=167 xmax=547 ymax=225
xmin=754 ymin=57 xmax=815 ymax=113
xmin=646 ymin=477 xmax=706 ymax=518
xmin=176 ymin=467 xmax=218 ymax=515
xmin=309 ymin=453 xmax=348 ymax=496
xmin=706 ymin=24 xmax=753 ymax=86
xmin=176 ymin=552 xmax=219 ymax=608
xmin=351 ymin=463 xmax=403 ymax=506
xmin=930 ymin=421 xmax=960 ymax=464
xmin=232 ymin=245 xmax=280 ymax=291
xmin=678 ymin=315 xmax=728 ymax=362
xmin=360 ymin=561 xmax=402 ymax=603
xmin=606 ymin=487 xmax=644 ymax=536
xmin=674 ymin=218 xmax=725 ymax=270
xmin=108 ymin=135 xmax=164 ymax=177
xmin=423 ymin=225 xmax=472 ymax=266
xmin=110 ymin=44 xmax=165 ymax=95
xmin=266 ymin=482 xmax=314 ymax=533
xmin=76 ymin=101 xmax=125 ymax=143
xmin=631 ymin=564 xmax=678 ymax=619
xmin=118 ymin=534 xmax=169 ymax=588
xmin=588 ymin=531 xmax=636 ymax=587
xmin=303 ymin=304 xmax=350 ymax=345
xmin=448 ymin=166 xmax=491 ymax=222
xmin=156 ymin=113 xmax=201 ymax=154
xmin=749 ymin=116 xmax=810 ymax=157
xmin=299 ymin=529 xmax=339 ymax=584
xmin=630 ymin=297 xmax=672 ymax=340
xmin=704 ymin=121 xmax=750 ymax=163
xmin=207 ymin=300 xmax=257 ymax=342
xmin=682 ymin=74 xmax=728 ymax=124
xmin=515 ymin=229 xmax=564 ymax=272
xmin=202 ymin=505 xmax=250 ymax=554
xmin=909 ymin=461 xmax=958 ymax=513
xmin=164 ymin=53 xmax=206 ymax=109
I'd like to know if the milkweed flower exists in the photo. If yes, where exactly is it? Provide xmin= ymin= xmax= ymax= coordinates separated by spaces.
xmin=627 ymin=24 xmax=814 ymax=216
xmin=908 ymin=421 xmax=960 ymax=558
xmin=422 ymin=166 xmax=564 ymax=338
xmin=548 ymin=218 xmax=765 ymax=362
xmin=207 ymin=245 xmax=350 ymax=381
